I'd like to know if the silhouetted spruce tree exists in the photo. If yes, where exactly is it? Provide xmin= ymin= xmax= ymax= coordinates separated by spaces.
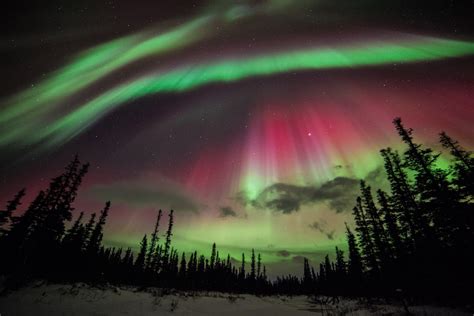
xmin=335 ymin=247 xmax=346 ymax=276
xmin=87 ymin=201 xmax=110 ymax=255
xmin=162 ymin=210 xmax=174 ymax=270
xmin=353 ymin=197 xmax=378 ymax=273
xmin=179 ymin=252 xmax=187 ymax=280
xmin=250 ymin=248 xmax=256 ymax=280
xmin=380 ymin=148 xmax=422 ymax=251
xmin=82 ymin=213 xmax=96 ymax=250
xmin=210 ymin=242 xmax=217 ymax=270
xmin=440 ymin=132 xmax=474 ymax=229
xmin=360 ymin=181 xmax=391 ymax=267
xmin=146 ymin=210 xmax=162 ymax=270
xmin=39 ymin=156 xmax=89 ymax=247
xmin=3 ymin=190 xmax=46 ymax=270
xmin=324 ymin=255 xmax=332 ymax=282
xmin=319 ymin=262 xmax=326 ymax=283
xmin=61 ymin=211 xmax=85 ymax=257
xmin=303 ymin=257 xmax=313 ymax=292
xmin=394 ymin=118 xmax=454 ymax=243
xmin=377 ymin=189 xmax=404 ymax=258
xmin=257 ymin=253 xmax=262 ymax=278
xmin=440 ymin=131 xmax=474 ymax=195
xmin=240 ymin=253 xmax=246 ymax=281
xmin=0 ymin=188 xmax=25 ymax=236
xmin=197 ymin=254 xmax=205 ymax=275
xmin=345 ymin=223 xmax=363 ymax=284
xmin=135 ymin=234 xmax=148 ymax=272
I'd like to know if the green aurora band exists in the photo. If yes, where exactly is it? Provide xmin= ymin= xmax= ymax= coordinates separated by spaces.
xmin=1 ymin=35 xmax=474 ymax=150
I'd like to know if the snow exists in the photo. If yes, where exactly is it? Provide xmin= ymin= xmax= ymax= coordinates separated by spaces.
xmin=0 ymin=282 xmax=470 ymax=315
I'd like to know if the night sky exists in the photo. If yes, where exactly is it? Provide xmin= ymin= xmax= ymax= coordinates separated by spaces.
xmin=2 ymin=0 xmax=474 ymax=276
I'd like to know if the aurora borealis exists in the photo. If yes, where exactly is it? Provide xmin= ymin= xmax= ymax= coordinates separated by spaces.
xmin=2 ymin=0 xmax=474 ymax=276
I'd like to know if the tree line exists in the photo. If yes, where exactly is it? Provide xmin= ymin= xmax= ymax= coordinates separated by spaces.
xmin=300 ymin=118 xmax=473 ymax=303
xmin=0 ymin=156 xmax=279 ymax=293
xmin=0 ymin=117 xmax=472 ymax=301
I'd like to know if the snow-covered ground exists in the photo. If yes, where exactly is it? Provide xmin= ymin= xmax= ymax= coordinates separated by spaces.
xmin=0 ymin=282 xmax=470 ymax=315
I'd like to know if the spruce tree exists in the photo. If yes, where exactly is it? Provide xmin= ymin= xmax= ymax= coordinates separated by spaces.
xmin=5 ymin=190 xmax=45 ymax=250
xmin=0 ymin=188 xmax=26 ymax=236
xmin=62 ymin=211 xmax=84 ymax=246
xmin=210 ymin=242 xmax=217 ymax=270
xmin=353 ymin=197 xmax=378 ymax=273
xmin=135 ymin=234 xmax=148 ymax=271
xmin=240 ymin=253 xmax=246 ymax=280
xmin=257 ymin=253 xmax=262 ymax=278
xmin=335 ymin=247 xmax=346 ymax=275
xmin=87 ymin=202 xmax=110 ymax=255
xmin=440 ymin=132 xmax=473 ymax=202
xmin=82 ymin=213 xmax=96 ymax=249
xmin=345 ymin=223 xmax=363 ymax=281
xmin=360 ymin=181 xmax=391 ymax=266
xmin=146 ymin=210 xmax=162 ymax=270
xmin=303 ymin=257 xmax=312 ymax=291
xmin=394 ymin=118 xmax=454 ymax=242
xmin=162 ymin=210 xmax=174 ymax=269
xmin=380 ymin=148 xmax=421 ymax=251
xmin=179 ymin=252 xmax=187 ymax=280
xmin=377 ymin=190 xmax=404 ymax=258
xmin=250 ymin=248 xmax=256 ymax=280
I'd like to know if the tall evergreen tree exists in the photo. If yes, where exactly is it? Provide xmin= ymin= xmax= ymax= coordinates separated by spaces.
xmin=87 ymin=202 xmax=110 ymax=254
xmin=380 ymin=148 xmax=423 ymax=251
xmin=0 ymin=188 xmax=26 ymax=235
xmin=377 ymin=190 xmax=404 ymax=258
xmin=335 ymin=247 xmax=346 ymax=276
xmin=240 ymin=253 xmax=246 ymax=280
xmin=82 ymin=213 xmax=96 ymax=249
xmin=135 ymin=234 xmax=148 ymax=271
xmin=62 ymin=211 xmax=84 ymax=246
xmin=394 ymin=118 xmax=454 ymax=242
xmin=250 ymin=248 xmax=256 ymax=281
xmin=353 ymin=197 xmax=378 ymax=273
xmin=162 ymin=210 xmax=174 ymax=269
xmin=210 ymin=242 xmax=217 ymax=270
xmin=257 ymin=253 xmax=262 ymax=278
xmin=360 ymin=181 xmax=391 ymax=266
xmin=302 ymin=257 xmax=312 ymax=291
xmin=146 ymin=210 xmax=162 ymax=270
xmin=345 ymin=223 xmax=363 ymax=281
xmin=5 ymin=190 xmax=45 ymax=250
xmin=179 ymin=252 xmax=187 ymax=279
xmin=440 ymin=132 xmax=473 ymax=202
xmin=40 ymin=156 xmax=89 ymax=245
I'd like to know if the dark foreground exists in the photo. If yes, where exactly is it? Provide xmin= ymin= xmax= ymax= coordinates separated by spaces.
xmin=0 ymin=282 xmax=469 ymax=316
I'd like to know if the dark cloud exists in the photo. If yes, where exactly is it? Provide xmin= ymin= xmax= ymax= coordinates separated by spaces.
xmin=87 ymin=179 xmax=199 ymax=213
xmin=276 ymin=250 xmax=291 ymax=257
xmin=309 ymin=220 xmax=335 ymax=240
xmin=234 ymin=190 xmax=251 ymax=206
xmin=219 ymin=206 xmax=237 ymax=218
xmin=292 ymin=255 xmax=306 ymax=263
xmin=315 ymin=177 xmax=359 ymax=212
xmin=265 ymin=197 xmax=301 ymax=214
xmin=365 ymin=167 xmax=388 ymax=189
xmin=250 ymin=176 xmax=360 ymax=214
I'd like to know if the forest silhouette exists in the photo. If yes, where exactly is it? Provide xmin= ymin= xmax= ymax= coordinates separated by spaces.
xmin=0 ymin=118 xmax=472 ymax=303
